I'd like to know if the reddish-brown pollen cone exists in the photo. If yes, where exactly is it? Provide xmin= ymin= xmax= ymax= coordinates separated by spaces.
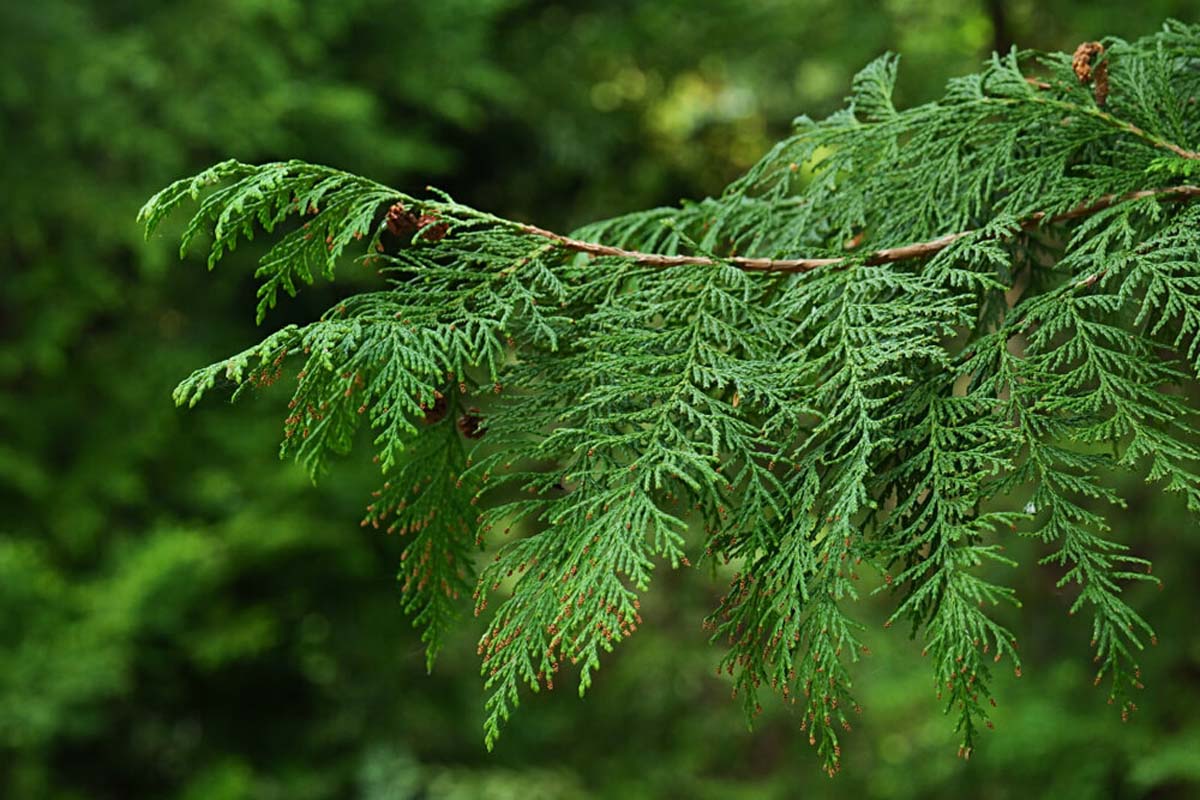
xmin=416 ymin=213 xmax=449 ymax=242
xmin=385 ymin=201 xmax=418 ymax=237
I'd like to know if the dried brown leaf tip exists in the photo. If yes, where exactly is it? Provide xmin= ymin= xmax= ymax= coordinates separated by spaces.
xmin=1073 ymin=41 xmax=1109 ymax=106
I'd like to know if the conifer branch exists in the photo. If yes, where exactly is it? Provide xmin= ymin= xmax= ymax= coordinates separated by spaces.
xmin=145 ymin=21 xmax=1200 ymax=774
xmin=1022 ymin=93 xmax=1200 ymax=160
xmin=518 ymin=184 xmax=1200 ymax=273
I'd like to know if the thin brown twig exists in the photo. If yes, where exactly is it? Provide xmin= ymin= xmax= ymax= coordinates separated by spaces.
xmin=516 ymin=185 xmax=1200 ymax=274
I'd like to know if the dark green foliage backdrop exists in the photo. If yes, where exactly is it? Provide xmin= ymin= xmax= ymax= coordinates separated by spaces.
xmin=3 ymin=1 xmax=1199 ymax=797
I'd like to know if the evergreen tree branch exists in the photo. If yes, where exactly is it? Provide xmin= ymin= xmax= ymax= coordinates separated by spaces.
xmin=145 ymin=21 xmax=1200 ymax=774
xmin=517 ymin=185 xmax=1200 ymax=273
xmin=1015 ymin=85 xmax=1200 ymax=160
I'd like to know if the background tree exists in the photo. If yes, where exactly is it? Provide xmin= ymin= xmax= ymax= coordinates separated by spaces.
xmin=4 ymin=1 xmax=1200 ymax=798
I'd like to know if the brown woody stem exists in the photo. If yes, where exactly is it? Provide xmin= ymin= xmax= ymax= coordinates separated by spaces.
xmin=516 ymin=185 xmax=1200 ymax=274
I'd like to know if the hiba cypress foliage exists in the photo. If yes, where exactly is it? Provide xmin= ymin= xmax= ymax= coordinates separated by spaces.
xmin=142 ymin=22 xmax=1200 ymax=774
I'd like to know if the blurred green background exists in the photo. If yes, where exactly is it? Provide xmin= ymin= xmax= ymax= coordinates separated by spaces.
xmin=3 ymin=1 xmax=1200 ymax=797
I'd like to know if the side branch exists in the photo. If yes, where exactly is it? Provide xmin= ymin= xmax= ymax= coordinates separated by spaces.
xmin=516 ymin=185 xmax=1200 ymax=274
